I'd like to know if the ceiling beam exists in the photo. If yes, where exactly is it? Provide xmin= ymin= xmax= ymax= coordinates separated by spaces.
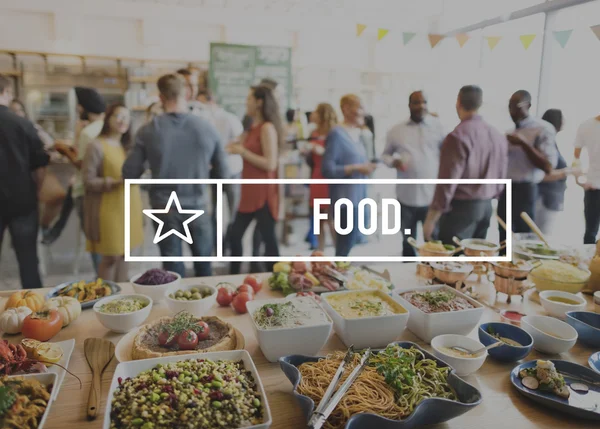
xmin=444 ymin=0 xmax=596 ymax=36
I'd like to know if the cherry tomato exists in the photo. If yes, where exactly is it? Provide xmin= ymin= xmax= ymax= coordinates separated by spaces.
xmin=244 ymin=275 xmax=262 ymax=293
xmin=177 ymin=329 xmax=199 ymax=350
xmin=195 ymin=321 xmax=210 ymax=341
xmin=21 ymin=310 xmax=63 ymax=342
xmin=158 ymin=329 xmax=177 ymax=348
xmin=236 ymin=284 xmax=254 ymax=296
xmin=232 ymin=292 xmax=253 ymax=314
xmin=216 ymin=287 xmax=234 ymax=306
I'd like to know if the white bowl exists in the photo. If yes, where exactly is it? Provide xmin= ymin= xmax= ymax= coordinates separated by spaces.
xmin=430 ymin=334 xmax=487 ymax=376
xmin=93 ymin=294 xmax=153 ymax=333
xmin=521 ymin=315 xmax=578 ymax=355
xmin=539 ymin=290 xmax=587 ymax=319
xmin=321 ymin=289 xmax=409 ymax=349
xmin=103 ymin=350 xmax=271 ymax=429
xmin=246 ymin=297 xmax=332 ymax=362
xmin=393 ymin=285 xmax=484 ymax=344
xmin=130 ymin=270 xmax=181 ymax=303
xmin=164 ymin=284 xmax=216 ymax=316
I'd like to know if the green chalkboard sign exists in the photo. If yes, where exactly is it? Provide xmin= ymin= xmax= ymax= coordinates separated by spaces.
xmin=209 ymin=43 xmax=292 ymax=118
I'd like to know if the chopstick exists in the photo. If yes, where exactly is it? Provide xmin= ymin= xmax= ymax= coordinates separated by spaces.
xmin=307 ymin=348 xmax=371 ymax=429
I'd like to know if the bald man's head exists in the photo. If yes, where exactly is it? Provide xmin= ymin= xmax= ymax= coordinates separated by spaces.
xmin=509 ymin=89 xmax=532 ymax=124
xmin=409 ymin=91 xmax=428 ymax=123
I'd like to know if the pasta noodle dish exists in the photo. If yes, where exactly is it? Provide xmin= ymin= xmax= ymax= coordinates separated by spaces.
xmin=0 ymin=376 xmax=51 ymax=429
xmin=297 ymin=345 xmax=456 ymax=429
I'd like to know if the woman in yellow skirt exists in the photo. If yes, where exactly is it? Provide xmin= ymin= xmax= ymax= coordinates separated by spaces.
xmin=82 ymin=104 xmax=143 ymax=282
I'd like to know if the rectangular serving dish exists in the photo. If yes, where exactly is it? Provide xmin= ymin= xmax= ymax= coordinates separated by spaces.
xmin=103 ymin=350 xmax=272 ymax=429
xmin=6 ymin=372 xmax=57 ymax=429
xmin=393 ymin=285 xmax=484 ymax=343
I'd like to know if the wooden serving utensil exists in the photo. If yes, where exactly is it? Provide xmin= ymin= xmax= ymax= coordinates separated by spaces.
xmin=84 ymin=338 xmax=115 ymax=420
xmin=519 ymin=212 xmax=550 ymax=247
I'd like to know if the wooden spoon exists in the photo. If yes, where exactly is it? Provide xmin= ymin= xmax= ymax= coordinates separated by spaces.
xmin=84 ymin=338 xmax=115 ymax=420
xmin=519 ymin=212 xmax=550 ymax=247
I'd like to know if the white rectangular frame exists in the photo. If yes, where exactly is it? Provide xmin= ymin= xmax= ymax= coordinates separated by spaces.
xmin=125 ymin=178 xmax=511 ymax=262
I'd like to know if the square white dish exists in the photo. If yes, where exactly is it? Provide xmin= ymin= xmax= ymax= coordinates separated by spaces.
xmin=321 ymin=289 xmax=409 ymax=349
xmin=5 ymin=372 xmax=57 ymax=429
xmin=393 ymin=285 xmax=484 ymax=343
xmin=47 ymin=338 xmax=75 ymax=402
xmin=246 ymin=297 xmax=332 ymax=362
xmin=103 ymin=349 xmax=272 ymax=429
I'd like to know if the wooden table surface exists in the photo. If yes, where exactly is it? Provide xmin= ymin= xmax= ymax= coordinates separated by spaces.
xmin=2 ymin=264 xmax=599 ymax=429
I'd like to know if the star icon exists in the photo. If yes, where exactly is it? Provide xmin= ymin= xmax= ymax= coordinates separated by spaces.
xmin=143 ymin=191 xmax=204 ymax=245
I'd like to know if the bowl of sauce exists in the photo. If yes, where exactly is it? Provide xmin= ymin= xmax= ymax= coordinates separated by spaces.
xmin=478 ymin=322 xmax=533 ymax=362
xmin=539 ymin=290 xmax=587 ymax=319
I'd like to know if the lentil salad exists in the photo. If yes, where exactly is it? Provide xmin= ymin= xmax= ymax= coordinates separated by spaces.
xmin=110 ymin=358 xmax=263 ymax=429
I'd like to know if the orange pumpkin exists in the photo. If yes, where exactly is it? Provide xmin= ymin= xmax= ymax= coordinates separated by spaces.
xmin=5 ymin=291 xmax=45 ymax=312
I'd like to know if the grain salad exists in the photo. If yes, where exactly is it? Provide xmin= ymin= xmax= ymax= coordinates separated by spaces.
xmin=110 ymin=359 xmax=263 ymax=429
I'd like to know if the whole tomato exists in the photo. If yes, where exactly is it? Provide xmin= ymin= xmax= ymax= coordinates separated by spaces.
xmin=216 ymin=287 xmax=234 ymax=307
xmin=236 ymin=284 xmax=254 ymax=296
xmin=177 ymin=329 xmax=199 ymax=350
xmin=195 ymin=321 xmax=210 ymax=341
xmin=158 ymin=329 xmax=177 ymax=348
xmin=244 ymin=275 xmax=262 ymax=294
xmin=21 ymin=310 xmax=63 ymax=342
xmin=232 ymin=292 xmax=253 ymax=314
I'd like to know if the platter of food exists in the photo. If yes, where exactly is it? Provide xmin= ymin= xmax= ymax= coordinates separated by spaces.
xmin=279 ymin=341 xmax=482 ymax=429
xmin=511 ymin=359 xmax=600 ymax=420
xmin=114 ymin=311 xmax=245 ymax=362
xmin=104 ymin=349 xmax=271 ymax=429
xmin=46 ymin=279 xmax=121 ymax=309
xmin=393 ymin=285 xmax=484 ymax=343
xmin=268 ymin=253 xmax=393 ymax=296
xmin=0 ymin=373 xmax=56 ymax=429
xmin=514 ymin=240 xmax=565 ymax=261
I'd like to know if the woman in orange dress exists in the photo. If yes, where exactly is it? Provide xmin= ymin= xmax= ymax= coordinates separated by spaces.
xmin=227 ymin=85 xmax=285 ymax=274
xmin=307 ymin=103 xmax=338 ymax=251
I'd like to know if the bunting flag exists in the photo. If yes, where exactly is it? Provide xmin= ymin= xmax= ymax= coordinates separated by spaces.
xmin=455 ymin=33 xmax=470 ymax=47
xmin=402 ymin=32 xmax=417 ymax=45
xmin=552 ymin=29 xmax=572 ymax=48
xmin=591 ymin=24 xmax=600 ymax=41
xmin=485 ymin=36 xmax=502 ymax=50
xmin=520 ymin=34 xmax=536 ymax=50
xmin=377 ymin=28 xmax=389 ymax=41
xmin=428 ymin=34 xmax=444 ymax=48
xmin=356 ymin=23 xmax=367 ymax=37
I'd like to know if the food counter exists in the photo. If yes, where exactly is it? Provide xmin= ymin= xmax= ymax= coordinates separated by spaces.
xmin=0 ymin=263 xmax=598 ymax=429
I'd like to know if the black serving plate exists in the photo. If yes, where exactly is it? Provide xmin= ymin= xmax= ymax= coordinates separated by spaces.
xmin=279 ymin=341 xmax=482 ymax=429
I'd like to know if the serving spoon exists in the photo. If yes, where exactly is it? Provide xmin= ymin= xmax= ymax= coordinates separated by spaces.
xmin=450 ymin=340 xmax=503 ymax=356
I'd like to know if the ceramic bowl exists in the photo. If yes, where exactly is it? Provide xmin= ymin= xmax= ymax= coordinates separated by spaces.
xmin=164 ymin=284 xmax=216 ymax=317
xmin=130 ymin=271 xmax=181 ymax=303
xmin=430 ymin=334 xmax=487 ymax=376
xmin=539 ymin=290 xmax=587 ymax=319
xmin=521 ymin=315 xmax=578 ymax=355
xmin=93 ymin=294 xmax=153 ymax=333
xmin=565 ymin=311 xmax=600 ymax=348
xmin=478 ymin=322 xmax=533 ymax=362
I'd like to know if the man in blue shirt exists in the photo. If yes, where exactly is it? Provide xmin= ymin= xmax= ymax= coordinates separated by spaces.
xmin=498 ymin=90 xmax=557 ymax=244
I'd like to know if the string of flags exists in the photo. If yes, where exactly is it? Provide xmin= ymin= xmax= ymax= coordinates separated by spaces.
xmin=356 ymin=23 xmax=600 ymax=50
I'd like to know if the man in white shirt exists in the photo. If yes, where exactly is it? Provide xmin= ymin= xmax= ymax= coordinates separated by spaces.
xmin=381 ymin=91 xmax=445 ymax=256
xmin=574 ymin=115 xmax=600 ymax=244
xmin=194 ymin=88 xmax=244 ymax=252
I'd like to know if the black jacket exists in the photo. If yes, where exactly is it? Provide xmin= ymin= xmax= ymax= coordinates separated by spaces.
xmin=0 ymin=105 xmax=49 ymax=218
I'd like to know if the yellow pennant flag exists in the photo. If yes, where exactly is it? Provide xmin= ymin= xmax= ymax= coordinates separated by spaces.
xmin=377 ymin=28 xmax=389 ymax=41
xmin=455 ymin=33 xmax=470 ymax=47
xmin=356 ymin=24 xmax=367 ymax=37
xmin=428 ymin=34 xmax=444 ymax=48
xmin=485 ymin=36 xmax=502 ymax=50
xmin=520 ymin=34 xmax=536 ymax=50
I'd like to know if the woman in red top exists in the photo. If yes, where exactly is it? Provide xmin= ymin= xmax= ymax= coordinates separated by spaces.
xmin=306 ymin=103 xmax=338 ymax=251
xmin=227 ymin=85 xmax=284 ymax=274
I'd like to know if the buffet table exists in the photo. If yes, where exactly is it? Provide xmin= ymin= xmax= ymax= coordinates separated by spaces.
xmin=1 ymin=263 xmax=598 ymax=429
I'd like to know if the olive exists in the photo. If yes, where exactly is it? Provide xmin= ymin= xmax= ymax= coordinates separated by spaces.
xmin=190 ymin=287 xmax=200 ymax=294
xmin=192 ymin=292 xmax=202 ymax=300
